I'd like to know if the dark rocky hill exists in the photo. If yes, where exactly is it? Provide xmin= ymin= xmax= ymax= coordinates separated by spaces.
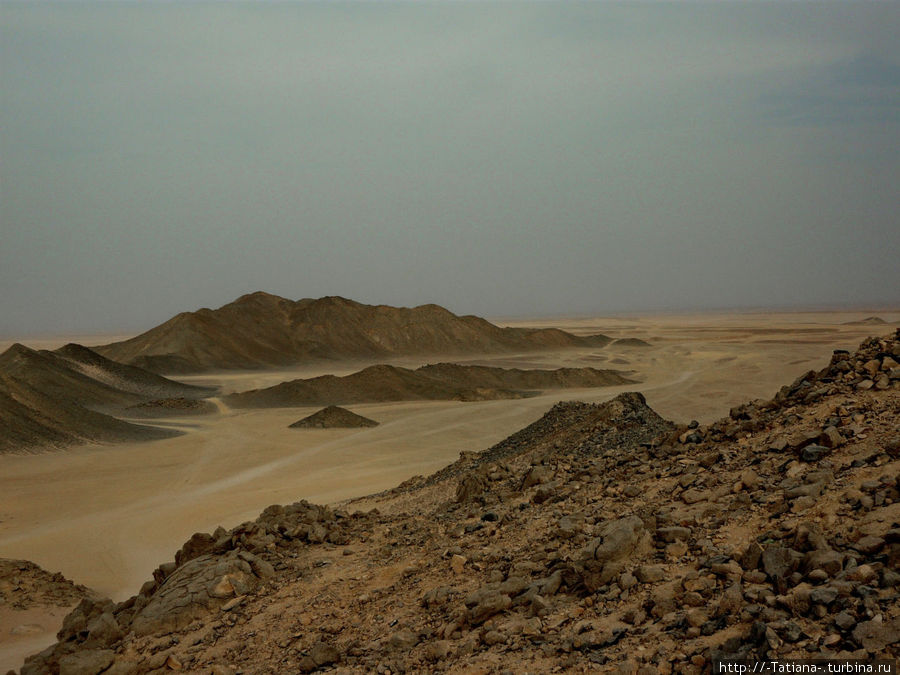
xmin=0 ymin=343 xmax=214 ymax=453
xmin=224 ymin=364 xmax=634 ymax=408
xmin=94 ymin=293 xmax=612 ymax=374
xmin=289 ymin=406 xmax=379 ymax=429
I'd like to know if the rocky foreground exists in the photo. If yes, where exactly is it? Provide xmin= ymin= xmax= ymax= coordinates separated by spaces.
xmin=14 ymin=332 xmax=900 ymax=674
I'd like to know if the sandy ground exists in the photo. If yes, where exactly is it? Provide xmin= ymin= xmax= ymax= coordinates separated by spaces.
xmin=0 ymin=310 xmax=897 ymax=670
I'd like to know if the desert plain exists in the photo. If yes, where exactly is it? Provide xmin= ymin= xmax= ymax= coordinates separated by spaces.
xmin=0 ymin=309 xmax=898 ymax=671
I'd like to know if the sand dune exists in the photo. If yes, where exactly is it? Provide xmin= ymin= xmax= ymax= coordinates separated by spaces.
xmin=94 ymin=293 xmax=612 ymax=374
xmin=224 ymin=363 xmax=634 ymax=408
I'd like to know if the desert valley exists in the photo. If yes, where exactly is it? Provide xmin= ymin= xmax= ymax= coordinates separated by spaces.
xmin=1 ymin=294 xmax=898 ymax=673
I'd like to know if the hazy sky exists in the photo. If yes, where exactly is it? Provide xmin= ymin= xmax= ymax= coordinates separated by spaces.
xmin=2 ymin=1 xmax=898 ymax=336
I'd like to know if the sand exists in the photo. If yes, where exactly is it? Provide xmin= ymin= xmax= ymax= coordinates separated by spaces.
xmin=0 ymin=310 xmax=896 ymax=670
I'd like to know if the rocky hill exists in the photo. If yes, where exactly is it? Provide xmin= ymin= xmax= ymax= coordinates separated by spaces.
xmin=14 ymin=331 xmax=900 ymax=674
xmin=123 ymin=398 xmax=218 ymax=419
xmin=93 ymin=293 xmax=612 ymax=374
xmin=0 ymin=343 xmax=215 ymax=453
xmin=224 ymin=364 xmax=635 ymax=409
xmin=0 ymin=559 xmax=95 ymax=612
xmin=289 ymin=406 xmax=379 ymax=429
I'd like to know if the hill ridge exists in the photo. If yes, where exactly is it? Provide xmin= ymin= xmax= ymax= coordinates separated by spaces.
xmin=224 ymin=363 xmax=635 ymax=408
xmin=0 ymin=343 xmax=215 ymax=453
xmin=94 ymin=294 xmax=612 ymax=374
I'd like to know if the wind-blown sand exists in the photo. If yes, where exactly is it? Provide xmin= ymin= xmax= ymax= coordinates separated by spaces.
xmin=0 ymin=310 xmax=896 ymax=670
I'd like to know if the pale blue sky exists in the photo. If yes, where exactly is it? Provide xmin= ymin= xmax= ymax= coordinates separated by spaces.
xmin=1 ymin=1 xmax=898 ymax=335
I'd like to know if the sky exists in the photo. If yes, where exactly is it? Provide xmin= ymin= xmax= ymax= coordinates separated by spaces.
xmin=1 ymin=1 xmax=899 ymax=336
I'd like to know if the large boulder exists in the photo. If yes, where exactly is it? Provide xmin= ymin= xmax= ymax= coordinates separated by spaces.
xmin=131 ymin=550 xmax=272 ymax=636
xmin=578 ymin=516 xmax=650 ymax=592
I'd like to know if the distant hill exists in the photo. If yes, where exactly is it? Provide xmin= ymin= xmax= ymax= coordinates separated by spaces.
xmin=289 ymin=406 xmax=379 ymax=429
xmin=94 ymin=293 xmax=612 ymax=374
xmin=610 ymin=337 xmax=653 ymax=348
xmin=225 ymin=363 xmax=634 ymax=409
xmin=842 ymin=316 xmax=887 ymax=326
xmin=0 ymin=343 xmax=214 ymax=453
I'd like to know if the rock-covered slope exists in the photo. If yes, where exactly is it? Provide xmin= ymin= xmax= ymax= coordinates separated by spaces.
xmin=0 ymin=343 xmax=215 ymax=453
xmin=224 ymin=363 xmax=634 ymax=409
xmin=16 ymin=331 xmax=900 ymax=674
xmin=94 ymin=293 xmax=613 ymax=374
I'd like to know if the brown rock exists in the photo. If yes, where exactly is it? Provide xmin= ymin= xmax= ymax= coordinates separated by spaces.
xmin=579 ymin=516 xmax=650 ymax=592
xmin=852 ymin=616 xmax=900 ymax=652
xmin=309 ymin=641 xmax=340 ymax=667
xmin=58 ymin=650 xmax=115 ymax=675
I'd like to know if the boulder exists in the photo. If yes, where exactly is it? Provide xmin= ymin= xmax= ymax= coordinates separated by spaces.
xmin=579 ymin=516 xmax=650 ymax=592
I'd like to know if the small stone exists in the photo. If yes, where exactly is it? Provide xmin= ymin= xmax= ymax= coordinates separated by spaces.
xmin=853 ymin=536 xmax=884 ymax=554
xmin=221 ymin=595 xmax=245 ymax=612
xmin=389 ymin=629 xmax=420 ymax=651
xmin=740 ymin=469 xmax=761 ymax=490
xmin=834 ymin=612 xmax=856 ymax=631
xmin=450 ymin=554 xmax=467 ymax=575
xmin=847 ymin=564 xmax=877 ymax=583
xmin=309 ymin=641 xmax=340 ymax=667
xmin=666 ymin=541 xmax=688 ymax=558
xmin=762 ymin=546 xmax=795 ymax=580
xmin=741 ymin=542 xmax=764 ymax=571
xmin=681 ymin=489 xmax=709 ymax=504
xmin=619 ymin=572 xmax=637 ymax=590
xmin=656 ymin=526 xmax=692 ymax=543
xmin=635 ymin=565 xmax=665 ymax=583
xmin=819 ymin=426 xmax=844 ymax=448
xmin=801 ymin=445 xmax=831 ymax=462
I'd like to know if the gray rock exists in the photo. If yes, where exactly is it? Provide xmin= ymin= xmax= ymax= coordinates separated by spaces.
xmin=834 ymin=611 xmax=857 ymax=631
xmin=762 ymin=546 xmax=796 ymax=580
xmin=467 ymin=590 xmax=511 ymax=625
xmin=82 ymin=611 xmax=122 ymax=649
xmin=800 ymin=444 xmax=831 ymax=462
xmin=131 ymin=550 xmax=268 ymax=636
xmin=809 ymin=587 xmax=838 ymax=605
xmin=579 ymin=516 xmax=650 ymax=592
xmin=740 ymin=542 xmax=764 ymax=571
